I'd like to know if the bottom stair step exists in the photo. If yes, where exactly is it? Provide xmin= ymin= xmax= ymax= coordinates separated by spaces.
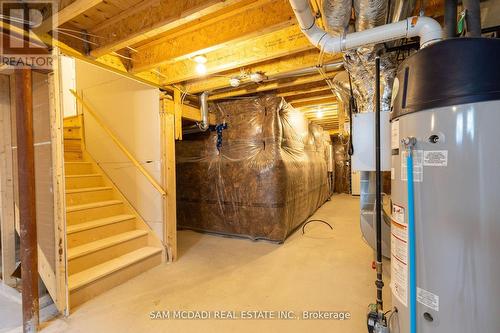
xmin=69 ymin=247 xmax=162 ymax=309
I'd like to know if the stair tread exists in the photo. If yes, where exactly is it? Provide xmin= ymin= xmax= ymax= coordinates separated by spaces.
xmin=68 ymin=229 xmax=148 ymax=260
xmin=67 ymin=214 xmax=135 ymax=234
xmin=68 ymin=246 xmax=162 ymax=291
xmin=66 ymin=186 xmax=112 ymax=194
xmin=67 ymin=199 xmax=123 ymax=212
xmin=66 ymin=173 xmax=101 ymax=178
xmin=65 ymin=161 xmax=91 ymax=164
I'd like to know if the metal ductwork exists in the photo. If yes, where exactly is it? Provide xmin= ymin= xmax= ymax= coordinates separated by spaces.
xmin=199 ymin=91 xmax=210 ymax=131
xmin=320 ymin=0 xmax=351 ymax=36
xmin=331 ymin=71 xmax=350 ymax=108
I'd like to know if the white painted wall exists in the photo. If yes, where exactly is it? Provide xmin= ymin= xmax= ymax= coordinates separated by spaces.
xmin=60 ymin=55 xmax=77 ymax=118
xmin=75 ymin=60 xmax=163 ymax=240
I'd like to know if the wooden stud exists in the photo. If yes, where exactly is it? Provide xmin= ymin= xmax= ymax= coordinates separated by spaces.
xmin=130 ymin=0 xmax=294 ymax=73
xmin=173 ymin=89 xmax=182 ymax=141
xmin=15 ymin=68 xmax=39 ymax=333
xmin=160 ymin=98 xmax=177 ymax=261
xmin=0 ymin=74 xmax=16 ymax=287
xmin=48 ymin=50 xmax=69 ymax=315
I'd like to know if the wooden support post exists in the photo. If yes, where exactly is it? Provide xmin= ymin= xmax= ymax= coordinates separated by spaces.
xmin=0 ymin=74 xmax=16 ymax=287
xmin=160 ymin=98 xmax=177 ymax=261
xmin=48 ymin=51 xmax=69 ymax=315
xmin=14 ymin=68 xmax=39 ymax=333
xmin=174 ymin=89 xmax=182 ymax=141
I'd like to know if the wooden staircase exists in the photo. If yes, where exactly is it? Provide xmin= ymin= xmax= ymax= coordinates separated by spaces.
xmin=63 ymin=116 xmax=163 ymax=310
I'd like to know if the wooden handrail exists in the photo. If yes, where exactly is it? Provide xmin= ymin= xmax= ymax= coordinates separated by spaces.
xmin=70 ymin=89 xmax=167 ymax=197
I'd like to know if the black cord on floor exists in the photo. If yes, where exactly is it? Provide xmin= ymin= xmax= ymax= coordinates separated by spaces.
xmin=302 ymin=219 xmax=333 ymax=235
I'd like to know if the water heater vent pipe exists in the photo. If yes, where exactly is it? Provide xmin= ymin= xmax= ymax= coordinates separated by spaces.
xmin=288 ymin=0 xmax=442 ymax=53
xmin=199 ymin=91 xmax=210 ymax=131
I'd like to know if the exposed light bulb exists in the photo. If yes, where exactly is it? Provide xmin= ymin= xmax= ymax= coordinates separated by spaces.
xmin=229 ymin=77 xmax=241 ymax=87
xmin=249 ymin=72 xmax=266 ymax=83
xmin=196 ymin=63 xmax=207 ymax=75
xmin=193 ymin=55 xmax=207 ymax=64
xmin=316 ymin=110 xmax=323 ymax=119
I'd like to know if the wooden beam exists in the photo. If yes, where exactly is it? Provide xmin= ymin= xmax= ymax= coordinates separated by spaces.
xmin=89 ymin=0 xmax=250 ymax=58
xmin=174 ymin=89 xmax=182 ymax=141
xmin=286 ymin=92 xmax=336 ymax=104
xmin=278 ymin=85 xmax=332 ymax=98
xmin=291 ymin=97 xmax=338 ymax=108
xmin=184 ymin=50 xmax=340 ymax=93
xmin=160 ymin=99 xmax=177 ymax=261
xmin=209 ymin=72 xmax=337 ymax=100
xmin=0 ymin=74 xmax=16 ymax=287
xmin=15 ymin=68 xmax=39 ymax=333
xmin=37 ymin=0 xmax=104 ymax=33
xmin=154 ymin=24 xmax=316 ymax=85
xmin=130 ymin=0 xmax=294 ymax=73
xmin=181 ymin=103 xmax=216 ymax=125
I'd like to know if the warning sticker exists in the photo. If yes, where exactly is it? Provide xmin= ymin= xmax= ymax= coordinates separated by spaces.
xmin=423 ymin=150 xmax=448 ymax=167
xmin=401 ymin=150 xmax=423 ymax=182
xmin=391 ymin=120 xmax=400 ymax=150
xmin=417 ymin=287 xmax=439 ymax=311
xmin=391 ymin=204 xmax=408 ymax=307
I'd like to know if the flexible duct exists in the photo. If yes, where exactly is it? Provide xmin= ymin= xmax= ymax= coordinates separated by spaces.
xmin=354 ymin=0 xmax=388 ymax=31
xmin=199 ymin=91 xmax=210 ymax=131
xmin=320 ymin=0 xmax=351 ymax=36
xmin=331 ymin=71 xmax=350 ymax=109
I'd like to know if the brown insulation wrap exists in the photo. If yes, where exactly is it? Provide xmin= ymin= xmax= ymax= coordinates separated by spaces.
xmin=176 ymin=95 xmax=331 ymax=242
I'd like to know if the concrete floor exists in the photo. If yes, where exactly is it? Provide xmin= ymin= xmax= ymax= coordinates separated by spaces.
xmin=0 ymin=284 xmax=22 ymax=333
xmin=41 ymin=194 xmax=391 ymax=333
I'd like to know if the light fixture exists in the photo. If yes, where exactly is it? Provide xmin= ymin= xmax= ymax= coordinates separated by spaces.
xmin=193 ymin=55 xmax=207 ymax=64
xmin=229 ymin=77 xmax=241 ymax=87
xmin=249 ymin=72 xmax=266 ymax=83
xmin=196 ymin=63 xmax=207 ymax=75
xmin=316 ymin=109 xmax=323 ymax=119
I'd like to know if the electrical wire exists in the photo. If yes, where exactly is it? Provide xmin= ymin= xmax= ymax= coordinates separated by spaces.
xmin=302 ymin=219 xmax=333 ymax=235
xmin=54 ymin=29 xmax=100 ymax=45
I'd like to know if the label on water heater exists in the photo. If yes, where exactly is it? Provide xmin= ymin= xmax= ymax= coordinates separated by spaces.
xmin=391 ymin=120 xmax=400 ymax=150
xmin=423 ymin=150 xmax=448 ymax=166
xmin=417 ymin=287 xmax=439 ymax=311
xmin=391 ymin=204 xmax=408 ymax=307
